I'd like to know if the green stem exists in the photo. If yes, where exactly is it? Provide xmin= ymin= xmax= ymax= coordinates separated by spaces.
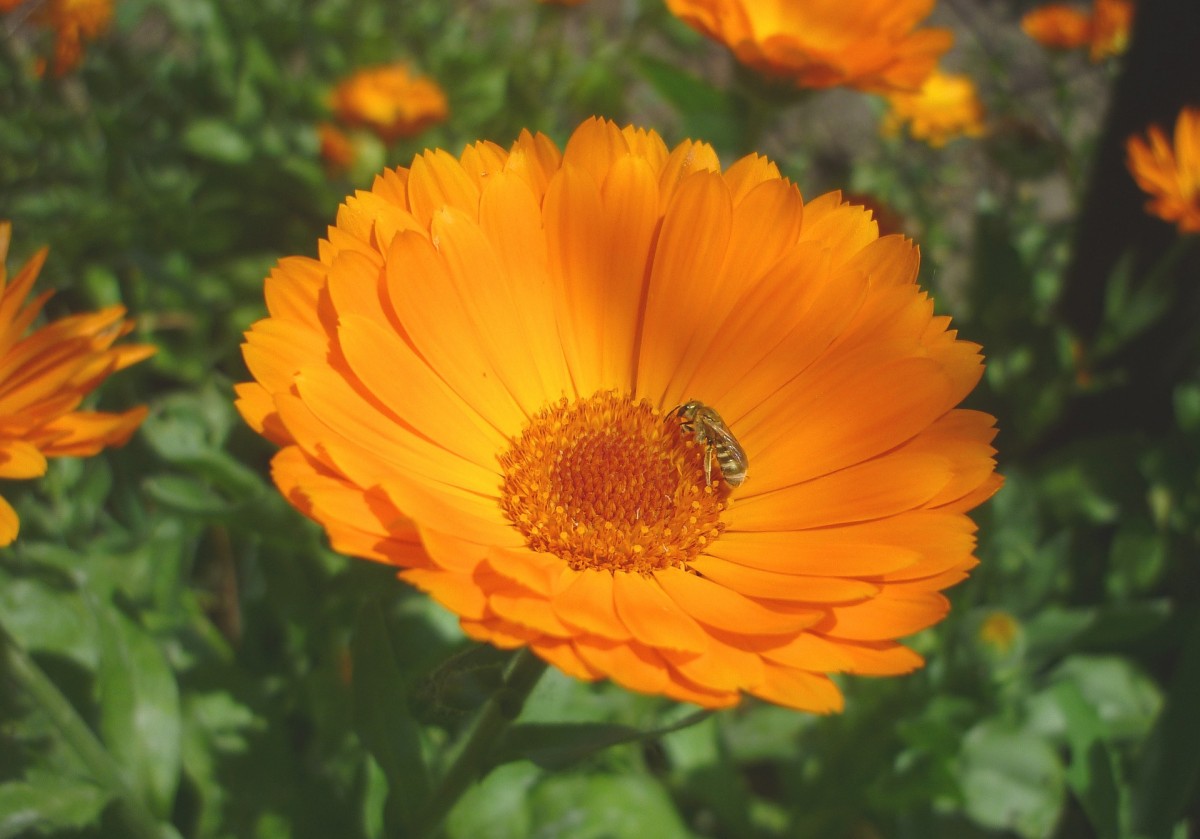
xmin=411 ymin=649 xmax=548 ymax=838
xmin=0 ymin=622 xmax=169 ymax=839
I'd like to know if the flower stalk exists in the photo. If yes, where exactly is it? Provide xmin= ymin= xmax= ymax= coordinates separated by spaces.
xmin=411 ymin=649 xmax=548 ymax=838
xmin=0 ymin=622 xmax=171 ymax=839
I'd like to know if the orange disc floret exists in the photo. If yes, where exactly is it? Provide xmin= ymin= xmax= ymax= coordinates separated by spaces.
xmin=1126 ymin=106 xmax=1200 ymax=234
xmin=0 ymin=222 xmax=154 ymax=545
xmin=664 ymin=0 xmax=952 ymax=94
xmin=329 ymin=63 xmax=448 ymax=144
xmin=237 ymin=118 xmax=1002 ymax=712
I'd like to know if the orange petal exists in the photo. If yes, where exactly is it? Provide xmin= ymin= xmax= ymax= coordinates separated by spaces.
xmin=751 ymin=662 xmax=844 ymax=713
xmin=0 ymin=440 xmax=48 ymax=478
xmin=574 ymin=636 xmax=670 ymax=695
xmin=728 ymin=452 xmax=953 ymax=531
xmin=822 ymin=585 xmax=950 ymax=641
xmin=0 ymin=494 xmax=18 ymax=546
xmin=636 ymin=171 xmax=733 ymax=405
xmin=612 ymin=571 xmax=710 ymax=653
xmin=384 ymin=229 xmax=529 ymax=438
xmin=687 ymin=555 xmax=879 ymax=603
xmin=655 ymin=566 xmax=823 ymax=635
xmin=550 ymin=567 xmax=633 ymax=641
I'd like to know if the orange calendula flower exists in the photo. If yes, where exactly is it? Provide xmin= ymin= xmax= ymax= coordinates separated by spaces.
xmin=237 ymin=118 xmax=1001 ymax=712
xmin=1126 ymin=107 xmax=1200 ymax=234
xmin=0 ymin=223 xmax=154 ymax=546
xmin=882 ymin=70 xmax=987 ymax=148
xmin=664 ymin=0 xmax=952 ymax=94
xmin=37 ymin=0 xmax=114 ymax=75
xmin=1021 ymin=0 xmax=1133 ymax=61
xmin=1089 ymin=0 xmax=1133 ymax=61
xmin=329 ymin=63 xmax=448 ymax=144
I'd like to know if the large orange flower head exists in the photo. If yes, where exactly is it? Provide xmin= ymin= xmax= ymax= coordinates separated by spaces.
xmin=237 ymin=118 xmax=1001 ymax=711
xmin=882 ymin=70 xmax=987 ymax=148
xmin=329 ymin=63 xmax=448 ymax=144
xmin=664 ymin=0 xmax=953 ymax=94
xmin=0 ymin=222 xmax=154 ymax=546
xmin=1126 ymin=106 xmax=1200 ymax=234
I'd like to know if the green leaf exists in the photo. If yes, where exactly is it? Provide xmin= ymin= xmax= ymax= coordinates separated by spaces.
xmin=1173 ymin=382 xmax=1200 ymax=435
xmin=1050 ymin=656 xmax=1162 ymax=740
xmin=959 ymin=720 xmax=1065 ymax=839
xmin=141 ymin=475 xmax=236 ymax=516
xmin=0 ymin=576 xmax=98 ymax=670
xmin=1132 ymin=613 xmax=1200 ymax=838
xmin=350 ymin=601 xmax=430 ymax=833
xmin=493 ymin=709 xmax=708 ymax=772
xmin=526 ymin=773 xmax=692 ymax=839
xmin=445 ymin=762 xmax=537 ymax=839
xmin=0 ymin=776 xmax=111 ymax=839
xmin=1049 ymin=681 xmax=1123 ymax=839
xmin=93 ymin=600 xmax=182 ymax=818
xmin=182 ymin=119 xmax=254 ymax=165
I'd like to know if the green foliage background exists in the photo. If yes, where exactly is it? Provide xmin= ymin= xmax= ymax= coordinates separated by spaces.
xmin=1 ymin=1 xmax=1198 ymax=837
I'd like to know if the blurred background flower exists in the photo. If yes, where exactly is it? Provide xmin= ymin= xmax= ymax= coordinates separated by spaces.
xmin=0 ymin=222 xmax=153 ymax=545
xmin=0 ymin=0 xmax=114 ymax=75
xmin=663 ymin=0 xmax=952 ymax=93
xmin=881 ymin=69 xmax=986 ymax=147
xmin=328 ymin=62 xmax=449 ymax=144
xmin=1126 ymin=106 xmax=1200 ymax=233
xmin=1021 ymin=0 xmax=1134 ymax=61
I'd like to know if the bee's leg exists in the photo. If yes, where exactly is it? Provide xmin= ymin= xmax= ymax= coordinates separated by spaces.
xmin=704 ymin=445 xmax=714 ymax=487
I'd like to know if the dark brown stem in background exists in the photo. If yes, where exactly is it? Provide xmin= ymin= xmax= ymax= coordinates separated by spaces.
xmin=1058 ymin=0 xmax=1200 ymax=341
xmin=1032 ymin=0 xmax=1200 ymax=456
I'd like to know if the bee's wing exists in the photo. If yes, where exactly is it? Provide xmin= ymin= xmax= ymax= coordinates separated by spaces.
xmin=699 ymin=411 xmax=747 ymax=467
xmin=706 ymin=420 xmax=746 ymax=462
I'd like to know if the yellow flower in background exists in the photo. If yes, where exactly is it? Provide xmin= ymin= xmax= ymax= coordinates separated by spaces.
xmin=0 ymin=223 xmax=154 ymax=546
xmin=1126 ymin=107 xmax=1200 ymax=234
xmin=237 ymin=118 xmax=1001 ymax=712
xmin=329 ymin=63 xmax=448 ymax=144
xmin=978 ymin=611 xmax=1020 ymax=653
xmin=663 ymin=0 xmax=952 ymax=94
xmin=1021 ymin=0 xmax=1133 ymax=61
xmin=882 ymin=70 xmax=986 ymax=148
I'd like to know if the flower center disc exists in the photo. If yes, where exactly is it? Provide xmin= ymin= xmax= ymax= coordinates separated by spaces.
xmin=499 ymin=392 xmax=727 ymax=573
